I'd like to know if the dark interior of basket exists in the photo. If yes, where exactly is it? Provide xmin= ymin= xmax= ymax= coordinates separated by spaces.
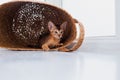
xmin=0 ymin=1 xmax=76 ymax=49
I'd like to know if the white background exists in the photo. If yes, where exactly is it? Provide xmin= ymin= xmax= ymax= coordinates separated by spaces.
xmin=62 ymin=0 xmax=116 ymax=37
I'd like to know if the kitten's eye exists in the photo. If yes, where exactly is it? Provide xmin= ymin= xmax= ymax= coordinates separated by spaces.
xmin=54 ymin=31 xmax=57 ymax=33
xmin=60 ymin=31 xmax=63 ymax=34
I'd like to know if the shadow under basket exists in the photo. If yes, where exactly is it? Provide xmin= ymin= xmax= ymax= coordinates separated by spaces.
xmin=0 ymin=1 xmax=85 ymax=52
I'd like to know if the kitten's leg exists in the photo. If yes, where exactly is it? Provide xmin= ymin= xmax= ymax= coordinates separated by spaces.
xmin=42 ymin=44 xmax=50 ymax=51
xmin=59 ymin=43 xmax=63 ymax=46
xmin=58 ymin=47 xmax=70 ymax=52
xmin=56 ymin=43 xmax=63 ymax=47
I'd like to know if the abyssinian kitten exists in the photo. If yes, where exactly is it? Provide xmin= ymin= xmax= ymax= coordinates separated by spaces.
xmin=41 ymin=21 xmax=67 ymax=51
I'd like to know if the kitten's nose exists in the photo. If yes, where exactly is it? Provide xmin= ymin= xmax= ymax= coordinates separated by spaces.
xmin=59 ymin=35 xmax=61 ymax=38
xmin=58 ymin=34 xmax=60 ymax=37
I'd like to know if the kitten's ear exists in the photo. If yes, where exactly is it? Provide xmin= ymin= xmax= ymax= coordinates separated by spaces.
xmin=48 ymin=21 xmax=56 ymax=31
xmin=60 ymin=21 xmax=67 ymax=31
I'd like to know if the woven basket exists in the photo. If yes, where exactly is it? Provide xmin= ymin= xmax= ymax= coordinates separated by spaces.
xmin=0 ymin=1 xmax=84 ymax=52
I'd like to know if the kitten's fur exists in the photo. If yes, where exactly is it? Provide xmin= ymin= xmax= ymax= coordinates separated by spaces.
xmin=41 ymin=21 xmax=67 ymax=51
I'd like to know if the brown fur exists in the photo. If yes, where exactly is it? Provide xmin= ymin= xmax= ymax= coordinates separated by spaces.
xmin=41 ymin=21 xmax=67 ymax=51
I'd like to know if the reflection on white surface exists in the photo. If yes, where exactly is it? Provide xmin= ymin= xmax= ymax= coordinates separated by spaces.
xmin=0 ymin=48 xmax=118 ymax=80
xmin=81 ymin=55 xmax=117 ymax=80
xmin=0 ymin=50 xmax=78 ymax=80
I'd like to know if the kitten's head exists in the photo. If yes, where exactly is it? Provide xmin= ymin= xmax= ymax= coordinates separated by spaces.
xmin=48 ymin=21 xmax=67 ymax=39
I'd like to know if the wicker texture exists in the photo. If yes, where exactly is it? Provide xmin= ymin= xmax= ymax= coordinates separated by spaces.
xmin=0 ymin=1 xmax=77 ymax=51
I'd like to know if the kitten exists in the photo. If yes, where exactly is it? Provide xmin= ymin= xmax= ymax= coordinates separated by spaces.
xmin=41 ymin=21 xmax=67 ymax=51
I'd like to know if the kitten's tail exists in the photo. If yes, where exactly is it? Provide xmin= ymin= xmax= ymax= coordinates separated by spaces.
xmin=58 ymin=19 xmax=85 ymax=52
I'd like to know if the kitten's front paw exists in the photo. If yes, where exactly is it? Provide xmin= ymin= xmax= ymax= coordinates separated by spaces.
xmin=42 ymin=45 xmax=50 ymax=51
xmin=43 ymin=48 xmax=50 ymax=51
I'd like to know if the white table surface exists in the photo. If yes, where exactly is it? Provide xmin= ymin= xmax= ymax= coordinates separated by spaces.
xmin=0 ymin=39 xmax=120 ymax=80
